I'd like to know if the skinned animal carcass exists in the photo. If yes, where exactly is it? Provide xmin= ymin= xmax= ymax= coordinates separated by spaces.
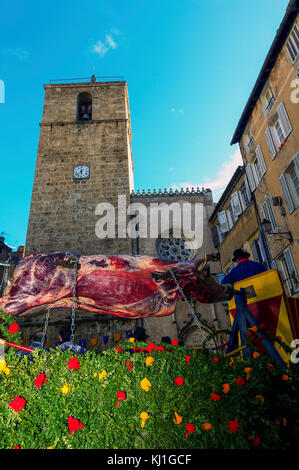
xmin=0 ymin=252 xmax=233 ymax=318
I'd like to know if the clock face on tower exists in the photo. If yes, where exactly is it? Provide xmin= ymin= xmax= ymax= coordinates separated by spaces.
xmin=73 ymin=165 xmax=90 ymax=180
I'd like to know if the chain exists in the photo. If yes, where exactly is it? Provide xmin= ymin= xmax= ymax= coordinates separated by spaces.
xmin=40 ymin=308 xmax=51 ymax=348
xmin=144 ymin=317 xmax=152 ymax=340
xmin=70 ymin=257 xmax=80 ymax=346
xmin=169 ymin=267 xmax=211 ymax=350
xmin=0 ymin=255 xmax=11 ymax=296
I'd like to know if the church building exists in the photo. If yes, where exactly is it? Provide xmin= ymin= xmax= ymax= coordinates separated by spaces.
xmin=23 ymin=78 xmax=229 ymax=349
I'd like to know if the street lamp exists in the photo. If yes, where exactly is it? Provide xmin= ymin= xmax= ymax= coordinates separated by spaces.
xmin=261 ymin=218 xmax=293 ymax=242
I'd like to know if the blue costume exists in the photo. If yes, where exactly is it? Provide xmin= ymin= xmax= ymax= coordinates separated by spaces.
xmin=221 ymin=259 xmax=267 ymax=285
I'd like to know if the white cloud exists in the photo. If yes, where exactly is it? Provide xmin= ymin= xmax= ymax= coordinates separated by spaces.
xmin=92 ymin=33 xmax=117 ymax=58
xmin=106 ymin=34 xmax=116 ymax=49
xmin=171 ymin=148 xmax=243 ymax=201
xmin=5 ymin=48 xmax=30 ymax=61
xmin=171 ymin=107 xmax=184 ymax=116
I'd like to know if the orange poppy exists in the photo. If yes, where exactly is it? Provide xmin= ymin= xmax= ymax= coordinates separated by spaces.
xmin=255 ymin=395 xmax=264 ymax=404
xmin=202 ymin=422 xmax=212 ymax=431
xmin=222 ymin=383 xmax=230 ymax=394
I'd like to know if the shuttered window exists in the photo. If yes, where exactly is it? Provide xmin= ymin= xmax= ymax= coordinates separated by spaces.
xmin=279 ymin=152 xmax=299 ymax=213
xmin=262 ymin=196 xmax=278 ymax=232
xmin=211 ymin=226 xmax=220 ymax=248
xmin=281 ymin=248 xmax=299 ymax=294
xmin=264 ymin=127 xmax=277 ymax=159
xmin=276 ymin=102 xmax=292 ymax=139
xmin=218 ymin=211 xmax=230 ymax=233
xmin=231 ymin=191 xmax=243 ymax=217
xmin=245 ymin=163 xmax=257 ymax=191
xmin=286 ymin=23 xmax=299 ymax=63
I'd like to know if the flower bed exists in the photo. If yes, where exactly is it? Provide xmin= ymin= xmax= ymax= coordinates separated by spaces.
xmin=0 ymin=312 xmax=298 ymax=449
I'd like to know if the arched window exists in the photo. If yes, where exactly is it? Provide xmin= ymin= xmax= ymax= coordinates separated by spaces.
xmin=77 ymin=92 xmax=92 ymax=121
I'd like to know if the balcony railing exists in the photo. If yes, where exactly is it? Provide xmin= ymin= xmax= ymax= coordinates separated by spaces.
xmin=49 ymin=76 xmax=125 ymax=85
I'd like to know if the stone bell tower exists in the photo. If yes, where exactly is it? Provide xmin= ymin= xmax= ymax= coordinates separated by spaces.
xmin=26 ymin=78 xmax=134 ymax=256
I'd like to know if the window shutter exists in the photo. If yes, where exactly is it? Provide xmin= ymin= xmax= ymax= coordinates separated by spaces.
xmin=277 ymin=102 xmax=292 ymax=138
xmin=245 ymin=164 xmax=256 ymax=192
xmin=262 ymin=197 xmax=278 ymax=232
xmin=211 ymin=226 xmax=220 ymax=248
xmin=244 ymin=177 xmax=251 ymax=202
xmin=293 ymin=152 xmax=299 ymax=179
xmin=226 ymin=209 xmax=234 ymax=229
xmin=283 ymin=248 xmax=299 ymax=293
xmin=265 ymin=127 xmax=277 ymax=159
xmin=279 ymin=173 xmax=295 ymax=214
xmin=231 ymin=191 xmax=242 ymax=217
xmin=250 ymin=240 xmax=262 ymax=263
xmin=256 ymin=145 xmax=267 ymax=176
xmin=218 ymin=210 xmax=229 ymax=233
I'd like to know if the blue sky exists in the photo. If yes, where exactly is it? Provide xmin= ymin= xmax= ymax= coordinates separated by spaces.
xmin=0 ymin=0 xmax=290 ymax=248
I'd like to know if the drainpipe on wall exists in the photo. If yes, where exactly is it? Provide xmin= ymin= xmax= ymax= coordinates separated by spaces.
xmin=251 ymin=190 xmax=273 ymax=270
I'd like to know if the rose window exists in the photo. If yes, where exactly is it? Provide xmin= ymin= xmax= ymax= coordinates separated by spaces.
xmin=156 ymin=238 xmax=194 ymax=262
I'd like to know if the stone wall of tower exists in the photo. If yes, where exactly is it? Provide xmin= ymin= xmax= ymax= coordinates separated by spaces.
xmin=25 ymin=81 xmax=133 ymax=256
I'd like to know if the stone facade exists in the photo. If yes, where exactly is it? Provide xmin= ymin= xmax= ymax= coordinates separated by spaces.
xmin=211 ymin=8 xmax=299 ymax=298
xmin=26 ymin=81 xmax=134 ymax=256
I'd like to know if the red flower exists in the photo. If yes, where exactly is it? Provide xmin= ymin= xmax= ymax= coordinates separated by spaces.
xmin=228 ymin=420 xmax=239 ymax=433
xmin=125 ymin=360 xmax=133 ymax=371
xmin=9 ymin=322 xmax=19 ymax=334
xmin=13 ymin=445 xmax=20 ymax=449
xmin=67 ymin=357 xmax=80 ymax=370
xmin=8 ymin=396 xmax=26 ymax=412
xmin=210 ymin=393 xmax=221 ymax=401
xmin=235 ymin=377 xmax=245 ymax=386
xmin=34 ymin=372 xmax=48 ymax=388
xmin=115 ymin=391 xmax=126 ymax=407
xmin=68 ymin=415 xmax=84 ymax=435
xmin=185 ymin=355 xmax=191 ymax=366
xmin=248 ymin=434 xmax=260 ymax=446
xmin=212 ymin=356 xmax=219 ymax=362
xmin=171 ymin=339 xmax=179 ymax=346
xmin=115 ymin=347 xmax=123 ymax=353
xmin=147 ymin=342 xmax=156 ymax=353
xmin=185 ymin=423 xmax=196 ymax=436
xmin=174 ymin=377 xmax=184 ymax=386
xmin=154 ymin=346 xmax=165 ymax=351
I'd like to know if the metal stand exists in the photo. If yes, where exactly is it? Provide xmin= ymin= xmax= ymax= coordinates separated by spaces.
xmin=226 ymin=288 xmax=285 ymax=366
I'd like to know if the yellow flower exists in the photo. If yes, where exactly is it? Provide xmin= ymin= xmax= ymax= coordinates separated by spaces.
xmin=99 ymin=370 xmax=107 ymax=381
xmin=140 ymin=377 xmax=152 ymax=392
xmin=173 ymin=411 xmax=182 ymax=424
xmin=47 ymin=447 xmax=54 ymax=449
xmin=129 ymin=337 xmax=135 ymax=343
xmin=93 ymin=372 xmax=97 ymax=377
xmin=145 ymin=356 xmax=154 ymax=366
xmin=3 ymin=367 xmax=10 ymax=376
xmin=140 ymin=411 xmax=149 ymax=428
xmin=59 ymin=383 xmax=71 ymax=395
xmin=0 ymin=359 xmax=7 ymax=372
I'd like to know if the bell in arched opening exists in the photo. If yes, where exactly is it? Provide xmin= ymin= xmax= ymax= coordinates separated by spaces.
xmin=77 ymin=92 xmax=92 ymax=121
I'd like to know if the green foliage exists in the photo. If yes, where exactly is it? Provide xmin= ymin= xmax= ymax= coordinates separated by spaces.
xmin=0 ymin=311 xmax=298 ymax=449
